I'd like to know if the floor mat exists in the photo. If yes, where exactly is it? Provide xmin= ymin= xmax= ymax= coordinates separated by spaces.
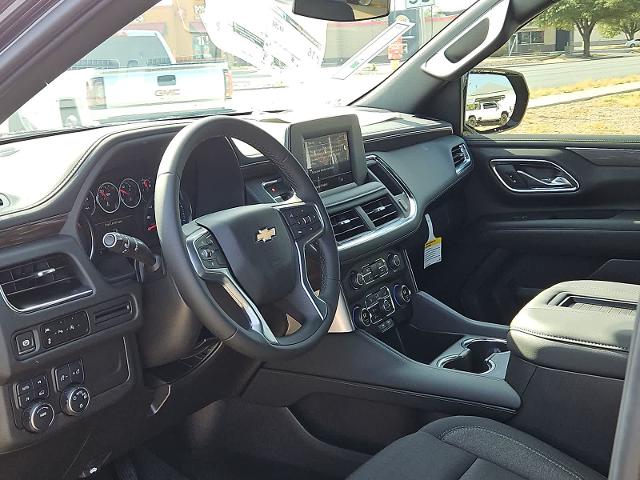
xmin=126 ymin=447 xmax=336 ymax=480
xmin=114 ymin=449 xmax=190 ymax=480
xmin=178 ymin=453 xmax=336 ymax=480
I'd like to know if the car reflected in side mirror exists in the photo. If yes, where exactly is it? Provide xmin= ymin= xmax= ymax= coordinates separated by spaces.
xmin=465 ymin=69 xmax=529 ymax=134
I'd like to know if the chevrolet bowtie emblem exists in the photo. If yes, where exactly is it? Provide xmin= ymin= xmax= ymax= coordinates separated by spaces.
xmin=256 ymin=227 xmax=277 ymax=243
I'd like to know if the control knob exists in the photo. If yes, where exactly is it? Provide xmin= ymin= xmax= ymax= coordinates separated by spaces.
xmin=23 ymin=401 xmax=55 ymax=433
xmin=350 ymin=271 xmax=365 ymax=290
xmin=353 ymin=306 xmax=372 ymax=328
xmin=61 ymin=385 xmax=90 ymax=416
xmin=394 ymin=284 xmax=412 ymax=305
xmin=388 ymin=253 xmax=402 ymax=271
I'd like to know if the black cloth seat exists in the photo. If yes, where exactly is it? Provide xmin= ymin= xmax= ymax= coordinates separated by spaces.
xmin=348 ymin=416 xmax=605 ymax=480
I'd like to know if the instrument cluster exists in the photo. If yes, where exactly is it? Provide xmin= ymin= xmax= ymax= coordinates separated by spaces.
xmin=80 ymin=175 xmax=192 ymax=258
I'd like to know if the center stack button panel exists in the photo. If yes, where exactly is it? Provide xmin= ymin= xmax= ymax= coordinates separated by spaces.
xmin=342 ymin=250 xmax=414 ymax=335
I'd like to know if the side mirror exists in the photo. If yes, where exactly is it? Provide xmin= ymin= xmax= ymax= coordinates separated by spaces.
xmin=464 ymin=69 xmax=529 ymax=134
xmin=293 ymin=0 xmax=390 ymax=22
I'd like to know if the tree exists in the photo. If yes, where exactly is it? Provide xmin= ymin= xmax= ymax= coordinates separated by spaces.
xmin=600 ymin=15 xmax=640 ymax=40
xmin=536 ymin=0 xmax=624 ymax=57
xmin=600 ymin=2 xmax=640 ymax=41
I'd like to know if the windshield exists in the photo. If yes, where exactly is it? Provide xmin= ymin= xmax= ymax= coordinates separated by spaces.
xmin=1 ymin=0 xmax=476 ymax=139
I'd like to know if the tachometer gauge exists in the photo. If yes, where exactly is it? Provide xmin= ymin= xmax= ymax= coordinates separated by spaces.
xmin=83 ymin=191 xmax=95 ymax=216
xmin=96 ymin=182 xmax=120 ymax=214
xmin=119 ymin=178 xmax=142 ymax=208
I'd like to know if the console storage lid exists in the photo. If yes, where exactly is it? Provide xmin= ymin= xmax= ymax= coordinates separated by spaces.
xmin=508 ymin=280 xmax=639 ymax=379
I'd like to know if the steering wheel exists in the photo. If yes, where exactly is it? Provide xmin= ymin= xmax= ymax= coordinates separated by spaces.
xmin=155 ymin=116 xmax=341 ymax=360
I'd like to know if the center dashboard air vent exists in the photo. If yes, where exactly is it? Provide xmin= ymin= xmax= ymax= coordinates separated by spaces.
xmin=0 ymin=254 xmax=92 ymax=312
xmin=362 ymin=195 xmax=399 ymax=228
xmin=452 ymin=143 xmax=472 ymax=174
xmin=329 ymin=209 xmax=368 ymax=243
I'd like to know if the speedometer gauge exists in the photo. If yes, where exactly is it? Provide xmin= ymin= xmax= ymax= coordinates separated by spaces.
xmin=96 ymin=182 xmax=120 ymax=214
xmin=119 ymin=178 xmax=142 ymax=208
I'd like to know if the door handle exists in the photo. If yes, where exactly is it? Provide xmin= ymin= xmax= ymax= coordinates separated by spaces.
xmin=490 ymin=159 xmax=579 ymax=193
xmin=515 ymin=170 xmax=574 ymax=189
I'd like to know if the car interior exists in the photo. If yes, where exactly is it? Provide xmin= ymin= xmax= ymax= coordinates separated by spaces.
xmin=0 ymin=0 xmax=639 ymax=478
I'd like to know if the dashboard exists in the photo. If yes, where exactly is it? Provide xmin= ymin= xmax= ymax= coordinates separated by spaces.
xmin=0 ymin=107 xmax=472 ymax=479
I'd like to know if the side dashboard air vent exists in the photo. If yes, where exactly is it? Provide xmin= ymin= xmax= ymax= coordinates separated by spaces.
xmin=362 ymin=195 xmax=399 ymax=227
xmin=452 ymin=143 xmax=472 ymax=174
xmin=0 ymin=254 xmax=92 ymax=312
xmin=330 ymin=209 xmax=368 ymax=243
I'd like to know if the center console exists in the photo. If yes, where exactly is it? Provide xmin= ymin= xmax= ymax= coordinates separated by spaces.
xmin=502 ymin=280 xmax=637 ymax=473
xmin=508 ymin=280 xmax=636 ymax=379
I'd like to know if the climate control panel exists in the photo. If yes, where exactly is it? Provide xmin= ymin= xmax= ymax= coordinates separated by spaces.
xmin=343 ymin=249 xmax=414 ymax=335
xmin=349 ymin=253 xmax=404 ymax=291
xmin=12 ymin=358 xmax=90 ymax=433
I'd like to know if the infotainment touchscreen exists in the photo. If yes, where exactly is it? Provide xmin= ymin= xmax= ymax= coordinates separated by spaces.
xmin=303 ymin=132 xmax=354 ymax=192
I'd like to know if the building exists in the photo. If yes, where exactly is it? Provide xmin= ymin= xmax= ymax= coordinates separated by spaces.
xmin=123 ymin=0 xmax=226 ymax=63
xmin=496 ymin=24 xmax=628 ymax=56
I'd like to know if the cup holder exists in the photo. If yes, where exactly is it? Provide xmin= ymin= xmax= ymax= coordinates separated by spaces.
xmin=437 ymin=338 xmax=508 ymax=374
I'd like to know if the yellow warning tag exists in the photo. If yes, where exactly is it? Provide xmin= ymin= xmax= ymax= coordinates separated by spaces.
xmin=423 ymin=213 xmax=442 ymax=269
xmin=424 ymin=237 xmax=443 ymax=269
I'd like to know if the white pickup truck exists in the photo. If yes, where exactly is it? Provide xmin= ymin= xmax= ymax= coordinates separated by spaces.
xmin=465 ymin=100 xmax=511 ymax=128
xmin=3 ymin=30 xmax=232 ymax=135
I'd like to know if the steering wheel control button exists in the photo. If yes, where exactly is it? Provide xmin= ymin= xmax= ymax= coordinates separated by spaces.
xmin=15 ymin=331 xmax=36 ymax=356
xmin=61 ymin=385 xmax=90 ymax=416
xmin=23 ymin=402 xmax=55 ymax=433
xmin=281 ymin=204 xmax=322 ymax=242
xmin=195 ymin=233 xmax=227 ymax=270
xmin=55 ymin=365 xmax=72 ymax=391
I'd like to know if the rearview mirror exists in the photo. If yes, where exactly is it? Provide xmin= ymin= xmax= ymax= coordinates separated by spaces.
xmin=465 ymin=69 xmax=529 ymax=134
xmin=293 ymin=0 xmax=391 ymax=22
